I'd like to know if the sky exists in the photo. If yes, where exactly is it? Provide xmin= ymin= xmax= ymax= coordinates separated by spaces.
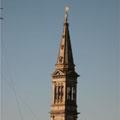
xmin=0 ymin=0 xmax=120 ymax=120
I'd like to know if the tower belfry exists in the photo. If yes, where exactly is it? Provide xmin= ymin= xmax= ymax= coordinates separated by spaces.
xmin=50 ymin=7 xmax=79 ymax=120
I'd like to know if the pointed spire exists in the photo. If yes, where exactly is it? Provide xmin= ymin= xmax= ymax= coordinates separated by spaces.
xmin=56 ymin=6 xmax=75 ymax=70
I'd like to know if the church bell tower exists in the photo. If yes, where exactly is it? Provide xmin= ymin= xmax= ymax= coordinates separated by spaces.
xmin=50 ymin=7 xmax=79 ymax=120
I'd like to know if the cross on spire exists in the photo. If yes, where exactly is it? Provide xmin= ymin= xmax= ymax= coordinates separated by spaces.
xmin=64 ymin=6 xmax=69 ymax=23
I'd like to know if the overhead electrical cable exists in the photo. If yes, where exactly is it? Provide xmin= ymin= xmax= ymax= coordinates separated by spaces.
xmin=4 ymin=56 xmax=40 ymax=120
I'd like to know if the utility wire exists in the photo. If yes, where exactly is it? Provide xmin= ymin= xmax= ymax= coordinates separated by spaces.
xmin=1 ymin=0 xmax=4 ymax=120
xmin=3 ymin=67 xmax=24 ymax=120
xmin=3 ymin=55 xmax=39 ymax=120
xmin=11 ymin=81 xmax=24 ymax=120
xmin=9 ymin=73 xmax=39 ymax=120
xmin=18 ymin=97 xmax=39 ymax=120
xmin=1 ymin=2 xmax=40 ymax=119
xmin=1 ymin=5 xmax=24 ymax=118
xmin=5 ymin=66 xmax=40 ymax=120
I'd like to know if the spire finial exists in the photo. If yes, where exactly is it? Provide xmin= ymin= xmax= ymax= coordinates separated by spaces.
xmin=64 ymin=6 xmax=69 ymax=23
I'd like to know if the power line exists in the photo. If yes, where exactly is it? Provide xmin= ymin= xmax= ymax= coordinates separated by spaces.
xmin=11 ymin=81 xmax=24 ymax=120
xmin=1 ymin=2 xmax=39 ymax=119
xmin=1 ymin=0 xmax=4 ymax=120
xmin=3 ymin=69 xmax=24 ymax=120
xmin=2 ymin=56 xmax=40 ymax=120
xmin=4 ymin=67 xmax=40 ymax=120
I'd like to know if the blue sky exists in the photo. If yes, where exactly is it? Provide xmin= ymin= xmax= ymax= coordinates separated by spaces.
xmin=1 ymin=0 xmax=120 ymax=120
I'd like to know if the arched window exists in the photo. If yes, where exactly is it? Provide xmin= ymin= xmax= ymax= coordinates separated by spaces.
xmin=60 ymin=85 xmax=64 ymax=102
xmin=67 ymin=87 xmax=71 ymax=100
xmin=72 ymin=87 xmax=76 ymax=101
xmin=54 ymin=85 xmax=57 ymax=103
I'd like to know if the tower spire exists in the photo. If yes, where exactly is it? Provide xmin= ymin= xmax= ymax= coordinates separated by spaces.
xmin=56 ymin=6 xmax=76 ymax=71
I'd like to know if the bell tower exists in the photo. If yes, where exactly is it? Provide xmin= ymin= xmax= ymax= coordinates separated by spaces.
xmin=50 ymin=7 xmax=79 ymax=120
